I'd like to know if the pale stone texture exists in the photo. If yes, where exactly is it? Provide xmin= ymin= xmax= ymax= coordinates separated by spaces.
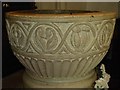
xmin=5 ymin=10 xmax=116 ymax=88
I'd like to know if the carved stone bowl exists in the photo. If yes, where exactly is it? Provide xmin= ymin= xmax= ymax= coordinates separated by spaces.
xmin=5 ymin=10 xmax=116 ymax=88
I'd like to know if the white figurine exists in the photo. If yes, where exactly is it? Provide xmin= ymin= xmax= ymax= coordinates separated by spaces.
xmin=94 ymin=64 xmax=110 ymax=90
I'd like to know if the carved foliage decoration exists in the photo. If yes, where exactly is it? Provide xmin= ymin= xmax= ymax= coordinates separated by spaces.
xmin=32 ymin=25 xmax=58 ymax=53
xmin=6 ymin=19 xmax=115 ymax=55
xmin=6 ymin=20 xmax=27 ymax=50
xmin=69 ymin=23 xmax=96 ymax=53
xmin=97 ymin=20 xmax=114 ymax=49
xmin=6 ymin=18 xmax=115 ymax=80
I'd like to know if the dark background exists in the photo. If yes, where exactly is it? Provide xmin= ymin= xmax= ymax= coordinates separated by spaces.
xmin=2 ymin=2 xmax=36 ymax=77
xmin=2 ymin=2 xmax=120 ymax=88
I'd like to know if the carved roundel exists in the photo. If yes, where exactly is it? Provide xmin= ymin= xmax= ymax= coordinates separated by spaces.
xmin=65 ymin=22 xmax=96 ymax=54
xmin=30 ymin=24 xmax=61 ymax=54
xmin=97 ymin=20 xmax=114 ymax=49
xmin=8 ymin=22 xmax=27 ymax=50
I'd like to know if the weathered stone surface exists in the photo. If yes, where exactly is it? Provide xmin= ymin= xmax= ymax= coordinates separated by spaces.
xmin=5 ymin=10 xmax=116 ymax=88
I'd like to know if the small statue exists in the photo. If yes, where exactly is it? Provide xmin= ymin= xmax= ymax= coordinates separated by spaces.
xmin=94 ymin=64 xmax=110 ymax=90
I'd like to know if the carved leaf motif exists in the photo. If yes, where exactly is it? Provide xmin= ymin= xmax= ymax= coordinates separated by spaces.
xmin=71 ymin=25 xmax=81 ymax=51
xmin=46 ymin=28 xmax=52 ymax=40
xmin=11 ymin=24 xmax=25 ymax=49
xmin=35 ymin=26 xmax=58 ymax=53
xmin=101 ymin=26 xmax=107 ymax=45
xmin=46 ymin=28 xmax=58 ymax=51
xmin=98 ymin=23 xmax=113 ymax=47
xmin=36 ymin=27 xmax=46 ymax=51
xmin=71 ymin=32 xmax=81 ymax=49
xmin=81 ymin=25 xmax=91 ymax=48
xmin=71 ymin=25 xmax=91 ymax=52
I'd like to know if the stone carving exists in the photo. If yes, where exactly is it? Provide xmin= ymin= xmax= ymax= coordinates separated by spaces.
xmin=6 ymin=20 xmax=115 ymax=54
xmin=5 ymin=11 xmax=116 ymax=88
